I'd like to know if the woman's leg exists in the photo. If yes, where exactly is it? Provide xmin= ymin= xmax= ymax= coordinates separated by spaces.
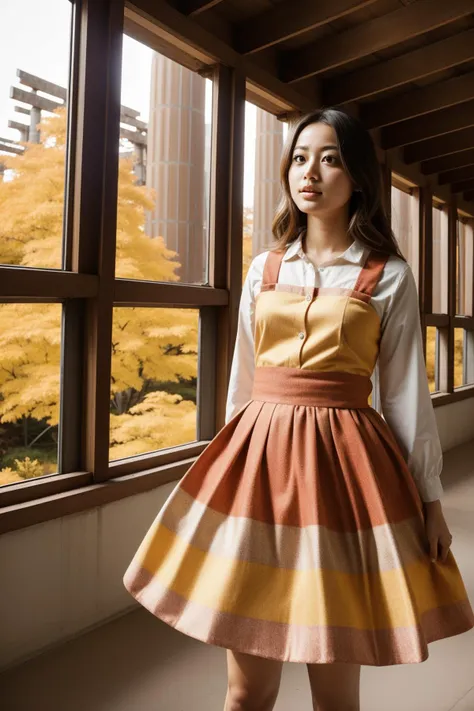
xmin=224 ymin=649 xmax=283 ymax=711
xmin=306 ymin=662 xmax=361 ymax=711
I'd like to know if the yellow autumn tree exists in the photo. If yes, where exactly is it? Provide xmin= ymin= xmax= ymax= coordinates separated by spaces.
xmin=0 ymin=108 xmax=199 ymax=483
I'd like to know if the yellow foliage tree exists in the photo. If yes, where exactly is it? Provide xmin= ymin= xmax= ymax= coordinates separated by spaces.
xmin=0 ymin=109 xmax=199 ymax=482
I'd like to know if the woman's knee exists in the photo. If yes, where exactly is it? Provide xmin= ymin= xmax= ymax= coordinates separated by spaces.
xmin=225 ymin=682 xmax=279 ymax=711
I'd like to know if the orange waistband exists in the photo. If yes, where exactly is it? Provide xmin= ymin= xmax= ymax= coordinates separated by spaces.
xmin=251 ymin=367 xmax=372 ymax=409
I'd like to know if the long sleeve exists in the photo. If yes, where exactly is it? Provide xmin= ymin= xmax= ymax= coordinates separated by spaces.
xmin=378 ymin=265 xmax=444 ymax=502
xmin=224 ymin=262 xmax=258 ymax=425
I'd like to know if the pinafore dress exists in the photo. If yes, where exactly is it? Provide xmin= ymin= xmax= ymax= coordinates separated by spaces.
xmin=124 ymin=248 xmax=474 ymax=666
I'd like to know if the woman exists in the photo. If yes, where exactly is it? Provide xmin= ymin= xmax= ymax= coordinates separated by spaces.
xmin=124 ymin=109 xmax=474 ymax=711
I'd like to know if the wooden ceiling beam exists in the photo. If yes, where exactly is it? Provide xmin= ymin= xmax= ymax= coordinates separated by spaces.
xmin=404 ymin=127 xmax=474 ymax=164
xmin=421 ymin=148 xmax=474 ymax=176
xmin=381 ymin=99 xmax=474 ymax=150
xmin=323 ymin=27 xmax=474 ymax=106
xmin=362 ymin=71 xmax=474 ymax=130
xmin=233 ymin=0 xmax=377 ymax=55
xmin=464 ymin=191 xmax=474 ymax=201
xmin=178 ymin=0 xmax=225 ymax=16
xmin=280 ymin=0 xmax=473 ymax=83
xmin=451 ymin=179 xmax=474 ymax=194
xmin=439 ymin=165 xmax=474 ymax=185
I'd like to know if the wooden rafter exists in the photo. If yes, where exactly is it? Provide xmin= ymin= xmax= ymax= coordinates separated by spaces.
xmin=451 ymin=178 xmax=474 ymax=194
xmin=381 ymin=99 xmax=474 ymax=150
xmin=439 ymin=165 xmax=474 ymax=185
xmin=280 ymin=0 xmax=474 ymax=83
xmin=179 ymin=0 xmax=225 ymax=16
xmin=234 ymin=0 xmax=377 ymax=55
xmin=323 ymin=27 xmax=474 ymax=106
xmin=464 ymin=190 xmax=474 ymax=201
xmin=421 ymin=149 xmax=474 ymax=176
xmin=404 ymin=127 xmax=474 ymax=164
xmin=363 ymin=71 xmax=474 ymax=129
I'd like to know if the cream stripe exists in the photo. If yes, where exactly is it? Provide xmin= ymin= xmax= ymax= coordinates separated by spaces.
xmin=136 ymin=522 xmax=467 ymax=629
xmin=151 ymin=486 xmax=427 ymax=574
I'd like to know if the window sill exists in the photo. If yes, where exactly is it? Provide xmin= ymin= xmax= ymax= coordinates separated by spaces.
xmin=431 ymin=385 xmax=474 ymax=407
xmin=0 ymin=446 xmax=209 ymax=534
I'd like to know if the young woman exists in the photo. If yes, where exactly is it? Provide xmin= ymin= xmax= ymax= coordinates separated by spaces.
xmin=124 ymin=109 xmax=474 ymax=711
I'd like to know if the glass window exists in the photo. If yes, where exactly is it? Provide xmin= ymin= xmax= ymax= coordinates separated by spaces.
xmin=0 ymin=0 xmax=72 ymax=269
xmin=432 ymin=201 xmax=449 ymax=313
xmin=456 ymin=217 xmax=473 ymax=317
xmin=110 ymin=307 xmax=199 ymax=461
xmin=426 ymin=326 xmax=439 ymax=393
xmin=115 ymin=35 xmax=213 ymax=285
xmin=465 ymin=330 xmax=474 ymax=386
xmin=454 ymin=328 xmax=465 ymax=389
xmin=243 ymin=102 xmax=287 ymax=284
xmin=391 ymin=182 xmax=419 ymax=288
xmin=0 ymin=304 xmax=61 ymax=486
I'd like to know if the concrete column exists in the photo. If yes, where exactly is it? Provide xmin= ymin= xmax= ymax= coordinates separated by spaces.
xmin=146 ymin=53 xmax=206 ymax=283
xmin=252 ymin=109 xmax=284 ymax=258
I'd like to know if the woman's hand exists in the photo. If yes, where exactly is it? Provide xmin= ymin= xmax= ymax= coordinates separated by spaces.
xmin=424 ymin=500 xmax=453 ymax=563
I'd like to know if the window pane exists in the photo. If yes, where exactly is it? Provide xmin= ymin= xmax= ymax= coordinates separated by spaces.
xmin=0 ymin=304 xmax=61 ymax=486
xmin=110 ymin=307 xmax=199 ymax=461
xmin=466 ymin=331 xmax=474 ymax=386
xmin=454 ymin=328 xmax=465 ymax=388
xmin=432 ymin=203 xmax=449 ymax=313
xmin=391 ymin=184 xmax=419 ymax=288
xmin=0 ymin=0 xmax=72 ymax=269
xmin=115 ymin=36 xmax=213 ymax=285
xmin=426 ymin=326 xmax=439 ymax=393
xmin=243 ymin=103 xmax=289 ymax=285
xmin=456 ymin=218 xmax=473 ymax=317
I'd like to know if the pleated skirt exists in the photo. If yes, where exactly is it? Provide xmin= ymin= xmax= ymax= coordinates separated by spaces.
xmin=123 ymin=367 xmax=474 ymax=666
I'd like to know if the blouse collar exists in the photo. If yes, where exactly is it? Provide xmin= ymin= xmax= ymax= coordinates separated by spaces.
xmin=282 ymin=233 xmax=367 ymax=265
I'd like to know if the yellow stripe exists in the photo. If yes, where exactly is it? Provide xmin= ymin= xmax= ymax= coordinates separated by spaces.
xmin=137 ymin=524 xmax=467 ymax=630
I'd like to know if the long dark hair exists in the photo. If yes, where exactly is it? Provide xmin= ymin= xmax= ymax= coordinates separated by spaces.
xmin=271 ymin=108 xmax=406 ymax=260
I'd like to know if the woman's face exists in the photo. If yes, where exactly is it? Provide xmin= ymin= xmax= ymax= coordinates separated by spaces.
xmin=288 ymin=122 xmax=354 ymax=217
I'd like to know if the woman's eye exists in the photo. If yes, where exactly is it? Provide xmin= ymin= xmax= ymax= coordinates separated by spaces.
xmin=293 ymin=154 xmax=305 ymax=163
xmin=322 ymin=154 xmax=338 ymax=164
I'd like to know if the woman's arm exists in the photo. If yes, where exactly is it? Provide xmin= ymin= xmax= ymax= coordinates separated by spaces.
xmin=378 ymin=264 xmax=443 ymax=503
xmin=224 ymin=261 xmax=258 ymax=425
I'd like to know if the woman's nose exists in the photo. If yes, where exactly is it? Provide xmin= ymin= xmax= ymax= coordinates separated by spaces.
xmin=304 ymin=158 xmax=320 ymax=180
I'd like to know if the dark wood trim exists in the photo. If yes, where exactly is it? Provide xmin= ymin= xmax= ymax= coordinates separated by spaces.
xmin=234 ymin=0 xmax=377 ymax=55
xmin=447 ymin=199 xmax=458 ymax=393
xmin=454 ymin=316 xmax=474 ymax=331
xmin=431 ymin=385 xmax=474 ymax=408
xmin=423 ymin=314 xmax=450 ymax=328
xmin=109 ymin=440 xmax=210 ymax=476
xmin=404 ymin=127 xmax=474 ymax=164
xmin=381 ymin=99 xmax=474 ymax=150
xmin=420 ymin=186 xmax=434 ymax=316
xmin=58 ymin=300 xmax=86 ymax=473
xmin=179 ymin=0 xmax=225 ymax=16
xmin=63 ymin=0 xmax=82 ymax=271
xmin=127 ymin=0 xmax=316 ymax=112
xmin=0 ymin=472 xmax=92 ymax=510
xmin=465 ymin=191 xmax=474 ymax=202
xmin=74 ymin=0 xmax=123 ymax=482
xmin=0 ymin=268 xmax=98 ymax=300
xmin=0 ymin=459 xmax=192 ymax=535
xmin=439 ymin=165 xmax=474 ymax=186
xmin=114 ymin=279 xmax=228 ymax=307
xmin=421 ymin=149 xmax=474 ymax=177
xmin=451 ymin=178 xmax=474 ymax=194
xmin=197 ymin=307 xmax=218 ymax=440
xmin=281 ymin=0 xmax=474 ymax=84
xmin=323 ymin=27 xmax=474 ymax=106
xmin=363 ymin=71 xmax=474 ymax=130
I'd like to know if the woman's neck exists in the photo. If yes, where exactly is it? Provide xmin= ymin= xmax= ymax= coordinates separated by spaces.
xmin=303 ymin=212 xmax=353 ymax=264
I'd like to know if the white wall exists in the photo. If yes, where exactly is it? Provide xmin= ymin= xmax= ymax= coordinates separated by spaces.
xmin=1 ymin=399 xmax=474 ymax=672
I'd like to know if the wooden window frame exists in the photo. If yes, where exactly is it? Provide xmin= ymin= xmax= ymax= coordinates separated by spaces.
xmin=0 ymin=0 xmax=246 ymax=532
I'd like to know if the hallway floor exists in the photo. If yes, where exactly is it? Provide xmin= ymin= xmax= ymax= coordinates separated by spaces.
xmin=2 ymin=441 xmax=474 ymax=711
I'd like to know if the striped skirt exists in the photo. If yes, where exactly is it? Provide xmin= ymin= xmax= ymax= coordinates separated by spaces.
xmin=123 ymin=367 xmax=474 ymax=666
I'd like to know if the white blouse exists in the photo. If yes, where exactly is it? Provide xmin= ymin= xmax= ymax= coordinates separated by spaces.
xmin=225 ymin=235 xmax=444 ymax=503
